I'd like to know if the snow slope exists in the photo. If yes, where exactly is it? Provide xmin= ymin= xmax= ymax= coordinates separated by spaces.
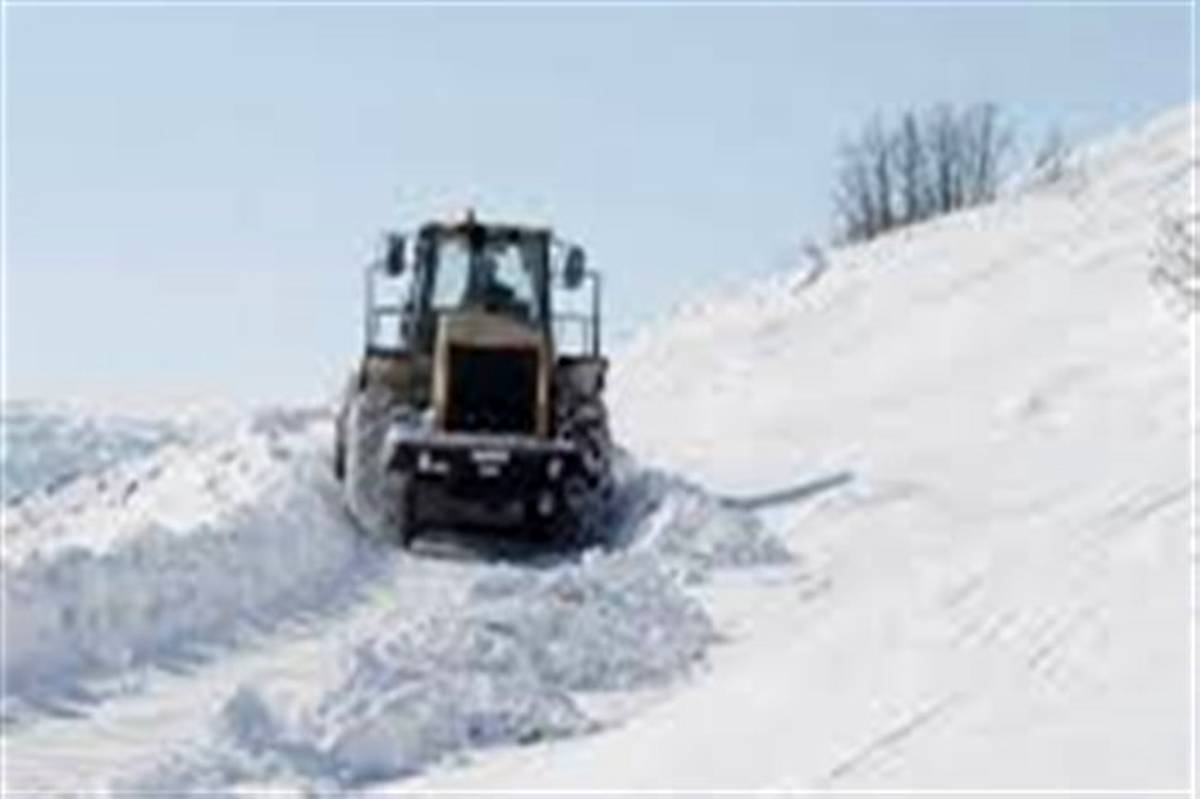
xmin=2 ymin=407 xmax=379 ymax=707
xmin=417 ymin=104 xmax=1196 ymax=790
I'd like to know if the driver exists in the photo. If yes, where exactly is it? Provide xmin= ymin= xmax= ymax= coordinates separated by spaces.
xmin=467 ymin=248 xmax=518 ymax=311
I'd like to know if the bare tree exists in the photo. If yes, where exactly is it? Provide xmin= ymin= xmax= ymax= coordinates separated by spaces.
xmin=895 ymin=110 xmax=929 ymax=225
xmin=832 ymin=101 xmax=1017 ymax=244
xmin=1031 ymin=126 xmax=1071 ymax=185
xmin=864 ymin=116 xmax=895 ymax=233
xmin=833 ymin=138 xmax=879 ymax=242
xmin=925 ymin=103 xmax=963 ymax=215
xmin=960 ymin=102 xmax=1012 ymax=205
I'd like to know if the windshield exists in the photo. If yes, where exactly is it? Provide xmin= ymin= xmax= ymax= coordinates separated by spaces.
xmin=430 ymin=234 xmax=541 ymax=322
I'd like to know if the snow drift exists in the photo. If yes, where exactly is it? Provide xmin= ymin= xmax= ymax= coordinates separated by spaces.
xmin=117 ymin=465 xmax=790 ymax=790
xmin=2 ymin=408 xmax=382 ymax=707
xmin=3 ymin=401 xmax=791 ymax=790
xmin=2 ymin=401 xmax=183 ymax=505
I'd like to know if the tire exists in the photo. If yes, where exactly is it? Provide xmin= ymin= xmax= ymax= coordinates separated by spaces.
xmin=333 ymin=429 xmax=347 ymax=481
xmin=560 ymin=397 xmax=613 ymax=492
xmin=343 ymin=387 xmax=415 ymax=545
xmin=555 ymin=393 xmax=614 ymax=544
xmin=332 ymin=374 xmax=357 ymax=482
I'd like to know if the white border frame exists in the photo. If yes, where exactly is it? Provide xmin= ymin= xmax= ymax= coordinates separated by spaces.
xmin=0 ymin=0 xmax=1194 ymax=796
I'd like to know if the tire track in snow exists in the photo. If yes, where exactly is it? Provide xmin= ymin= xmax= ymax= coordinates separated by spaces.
xmin=822 ymin=693 xmax=960 ymax=784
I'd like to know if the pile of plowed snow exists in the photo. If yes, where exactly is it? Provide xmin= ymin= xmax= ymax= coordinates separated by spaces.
xmin=3 ymin=400 xmax=794 ymax=789
xmin=2 ymin=407 xmax=378 ymax=707
xmin=2 ymin=401 xmax=184 ymax=504
xmin=117 ymin=468 xmax=790 ymax=790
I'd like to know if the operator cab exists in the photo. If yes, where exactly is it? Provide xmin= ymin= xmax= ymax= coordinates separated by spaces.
xmin=366 ymin=213 xmax=598 ymax=359
xmin=407 ymin=221 xmax=552 ymax=353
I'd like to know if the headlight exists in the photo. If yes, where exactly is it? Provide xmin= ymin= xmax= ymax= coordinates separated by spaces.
xmin=547 ymin=457 xmax=564 ymax=480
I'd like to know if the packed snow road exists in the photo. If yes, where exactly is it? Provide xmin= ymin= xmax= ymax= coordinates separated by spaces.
xmin=1 ymin=404 xmax=797 ymax=791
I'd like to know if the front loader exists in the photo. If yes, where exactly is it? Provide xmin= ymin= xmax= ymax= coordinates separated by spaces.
xmin=334 ymin=213 xmax=612 ymax=547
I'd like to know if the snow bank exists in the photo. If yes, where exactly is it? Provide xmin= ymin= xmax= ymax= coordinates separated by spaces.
xmin=2 ymin=394 xmax=792 ymax=790
xmin=120 ymin=464 xmax=790 ymax=790
xmin=2 ymin=401 xmax=183 ymax=505
xmin=616 ymin=469 xmax=792 ymax=578
xmin=1 ymin=407 xmax=382 ymax=707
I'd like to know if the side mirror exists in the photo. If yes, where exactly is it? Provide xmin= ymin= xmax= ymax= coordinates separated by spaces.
xmin=384 ymin=234 xmax=406 ymax=276
xmin=563 ymin=246 xmax=587 ymax=289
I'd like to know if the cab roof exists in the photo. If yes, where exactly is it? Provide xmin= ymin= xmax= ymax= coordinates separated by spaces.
xmin=418 ymin=213 xmax=552 ymax=242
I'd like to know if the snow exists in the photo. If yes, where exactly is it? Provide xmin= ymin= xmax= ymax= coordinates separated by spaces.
xmin=1 ymin=400 xmax=183 ymax=505
xmin=3 ymin=402 xmax=784 ymax=790
xmin=2 ymin=407 xmax=379 ymax=710
xmin=112 ymin=467 xmax=790 ymax=790
xmin=416 ymin=103 xmax=1195 ymax=790
xmin=2 ymin=102 xmax=1195 ymax=793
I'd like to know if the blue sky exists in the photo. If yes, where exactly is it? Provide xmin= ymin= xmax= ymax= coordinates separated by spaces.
xmin=5 ymin=3 xmax=1193 ymax=403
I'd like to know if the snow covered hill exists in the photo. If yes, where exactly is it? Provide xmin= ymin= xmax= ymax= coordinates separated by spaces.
xmin=2 ymin=103 xmax=1194 ymax=794
xmin=417 ymin=104 xmax=1196 ymax=790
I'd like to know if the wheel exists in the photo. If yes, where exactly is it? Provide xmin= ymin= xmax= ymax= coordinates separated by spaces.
xmin=332 ymin=374 xmax=356 ymax=482
xmin=333 ymin=429 xmax=347 ymax=481
xmin=559 ymin=396 xmax=613 ymax=493
xmin=343 ymin=387 xmax=416 ymax=545
xmin=396 ymin=478 xmax=418 ymax=548
xmin=552 ymin=388 xmax=614 ymax=546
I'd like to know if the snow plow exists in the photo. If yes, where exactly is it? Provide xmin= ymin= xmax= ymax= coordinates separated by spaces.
xmin=334 ymin=213 xmax=613 ymax=546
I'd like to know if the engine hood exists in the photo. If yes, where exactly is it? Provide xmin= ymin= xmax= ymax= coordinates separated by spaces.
xmin=432 ymin=311 xmax=551 ymax=437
